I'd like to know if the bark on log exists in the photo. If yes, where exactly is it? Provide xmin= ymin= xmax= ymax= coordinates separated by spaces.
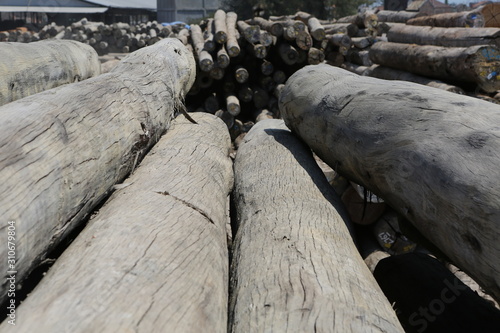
xmin=0 ymin=40 xmax=100 ymax=106
xmin=0 ymin=113 xmax=233 ymax=333
xmin=279 ymin=64 xmax=500 ymax=303
xmin=364 ymin=64 xmax=465 ymax=94
xmin=387 ymin=24 xmax=500 ymax=48
xmin=369 ymin=41 xmax=500 ymax=92
xmin=374 ymin=253 xmax=500 ymax=333
xmin=407 ymin=11 xmax=485 ymax=27
xmin=0 ymin=39 xmax=195 ymax=305
xmin=229 ymin=119 xmax=404 ymax=332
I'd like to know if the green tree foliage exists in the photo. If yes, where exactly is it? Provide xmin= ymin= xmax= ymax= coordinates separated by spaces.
xmin=222 ymin=0 xmax=374 ymax=20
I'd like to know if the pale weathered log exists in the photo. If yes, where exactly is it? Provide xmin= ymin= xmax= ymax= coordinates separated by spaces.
xmin=229 ymin=119 xmax=404 ymax=332
xmin=323 ymin=23 xmax=359 ymax=37
xmin=237 ymin=20 xmax=260 ymax=44
xmin=376 ymin=10 xmax=424 ymax=23
xmin=214 ymin=10 xmax=228 ymax=44
xmin=407 ymin=11 xmax=485 ymax=27
xmin=204 ymin=18 xmax=217 ymax=52
xmin=0 ymin=39 xmax=195 ymax=305
xmin=191 ymin=24 xmax=215 ymax=72
xmin=226 ymin=12 xmax=241 ymax=57
xmin=0 ymin=40 xmax=100 ymax=106
xmin=369 ymin=41 xmax=500 ymax=92
xmin=280 ymin=64 xmax=500 ymax=303
xmin=1 ymin=113 xmax=233 ymax=332
xmin=387 ymin=24 xmax=500 ymax=48
xmin=250 ymin=17 xmax=284 ymax=37
xmin=364 ymin=64 xmax=465 ymax=94
xmin=226 ymin=94 xmax=241 ymax=116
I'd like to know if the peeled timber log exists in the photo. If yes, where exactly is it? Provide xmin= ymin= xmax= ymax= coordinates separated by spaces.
xmin=0 ymin=40 xmax=100 ymax=106
xmin=376 ymin=10 xmax=424 ymax=23
xmin=0 ymin=39 xmax=195 ymax=305
xmin=387 ymin=24 xmax=500 ymax=48
xmin=406 ymin=11 xmax=485 ymax=28
xmin=369 ymin=41 xmax=500 ymax=93
xmin=1 ymin=113 xmax=233 ymax=332
xmin=279 ymin=64 xmax=500 ymax=303
xmin=229 ymin=119 xmax=404 ymax=332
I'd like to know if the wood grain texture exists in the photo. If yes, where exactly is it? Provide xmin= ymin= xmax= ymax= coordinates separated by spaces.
xmin=0 ymin=113 xmax=233 ymax=333
xmin=0 ymin=38 xmax=195 ymax=305
xmin=279 ymin=64 xmax=500 ymax=303
xmin=387 ymin=24 xmax=500 ymax=48
xmin=229 ymin=119 xmax=404 ymax=333
xmin=0 ymin=40 xmax=101 ymax=106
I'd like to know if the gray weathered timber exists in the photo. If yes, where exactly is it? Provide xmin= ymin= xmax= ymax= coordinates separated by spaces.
xmin=229 ymin=119 xmax=404 ymax=333
xmin=0 ymin=113 xmax=233 ymax=333
xmin=369 ymin=41 xmax=500 ymax=92
xmin=0 ymin=40 xmax=101 ymax=106
xmin=0 ymin=39 xmax=195 ymax=305
xmin=387 ymin=24 xmax=500 ymax=48
xmin=279 ymin=64 xmax=500 ymax=303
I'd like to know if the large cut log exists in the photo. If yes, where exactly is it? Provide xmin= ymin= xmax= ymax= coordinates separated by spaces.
xmin=279 ymin=64 xmax=500 ymax=303
xmin=0 ymin=39 xmax=195 ymax=305
xmin=363 ymin=64 xmax=465 ymax=94
xmin=406 ymin=11 xmax=485 ymax=27
xmin=387 ymin=24 xmax=500 ymax=48
xmin=374 ymin=253 xmax=500 ymax=333
xmin=229 ymin=119 xmax=404 ymax=332
xmin=369 ymin=41 xmax=500 ymax=92
xmin=474 ymin=3 xmax=500 ymax=27
xmin=0 ymin=113 xmax=233 ymax=332
xmin=0 ymin=40 xmax=100 ymax=106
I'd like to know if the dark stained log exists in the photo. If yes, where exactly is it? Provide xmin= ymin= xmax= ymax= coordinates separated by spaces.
xmin=374 ymin=253 xmax=500 ymax=333
xmin=229 ymin=119 xmax=404 ymax=332
xmin=307 ymin=47 xmax=325 ymax=65
xmin=0 ymin=39 xmax=196 ymax=305
xmin=0 ymin=113 xmax=233 ymax=333
xmin=407 ymin=11 xmax=485 ymax=27
xmin=278 ymin=42 xmax=299 ymax=65
xmin=369 ymin=41 xmax=500 ymax=92
xmin=327 ymin=33 xmax=352 ymax=48
xmin=280 ymin=64 xmax=500 ymax=303
xmin=387 ymin=24 xmax=500 ymax=48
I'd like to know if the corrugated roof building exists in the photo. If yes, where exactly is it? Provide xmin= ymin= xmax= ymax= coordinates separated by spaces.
xmin=407 ymin=0 xmax=454 ymax=15
xmin=157 ymin=0 xmax=220 ymax=24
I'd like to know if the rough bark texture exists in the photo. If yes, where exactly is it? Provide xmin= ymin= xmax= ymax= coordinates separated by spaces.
xmin=387 ymin=24 xmax=500 ymax=48
xmin=279 ymin=64 xmax=500 ymax=304
xmin=0 ymin=39 xmax=196 ymax=305
xmin=406 ymin=11 xmax=485 ymax=27
xmin=0 ymin=40 xmax=101 ymax=106
xmin=0 ymin=113 xmax=233 ymax=332
xmin=369 ymin=41 xmax=500 ymax=92
xmin=229 ymin=119 xmax=404 ymax=333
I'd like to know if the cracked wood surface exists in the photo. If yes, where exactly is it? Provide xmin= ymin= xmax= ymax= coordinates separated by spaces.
xmin=0 ymin=113 xmax=233 ymax=333
xmin=229 ymin=119 xmax=404 ymax=332
xmin=0 ymin=38 xmax=196 ymax=305
xmin=0 ymin=40 xmax=101 ymax=106
xmin=280 ymin=64 xmax=500 ymax=304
